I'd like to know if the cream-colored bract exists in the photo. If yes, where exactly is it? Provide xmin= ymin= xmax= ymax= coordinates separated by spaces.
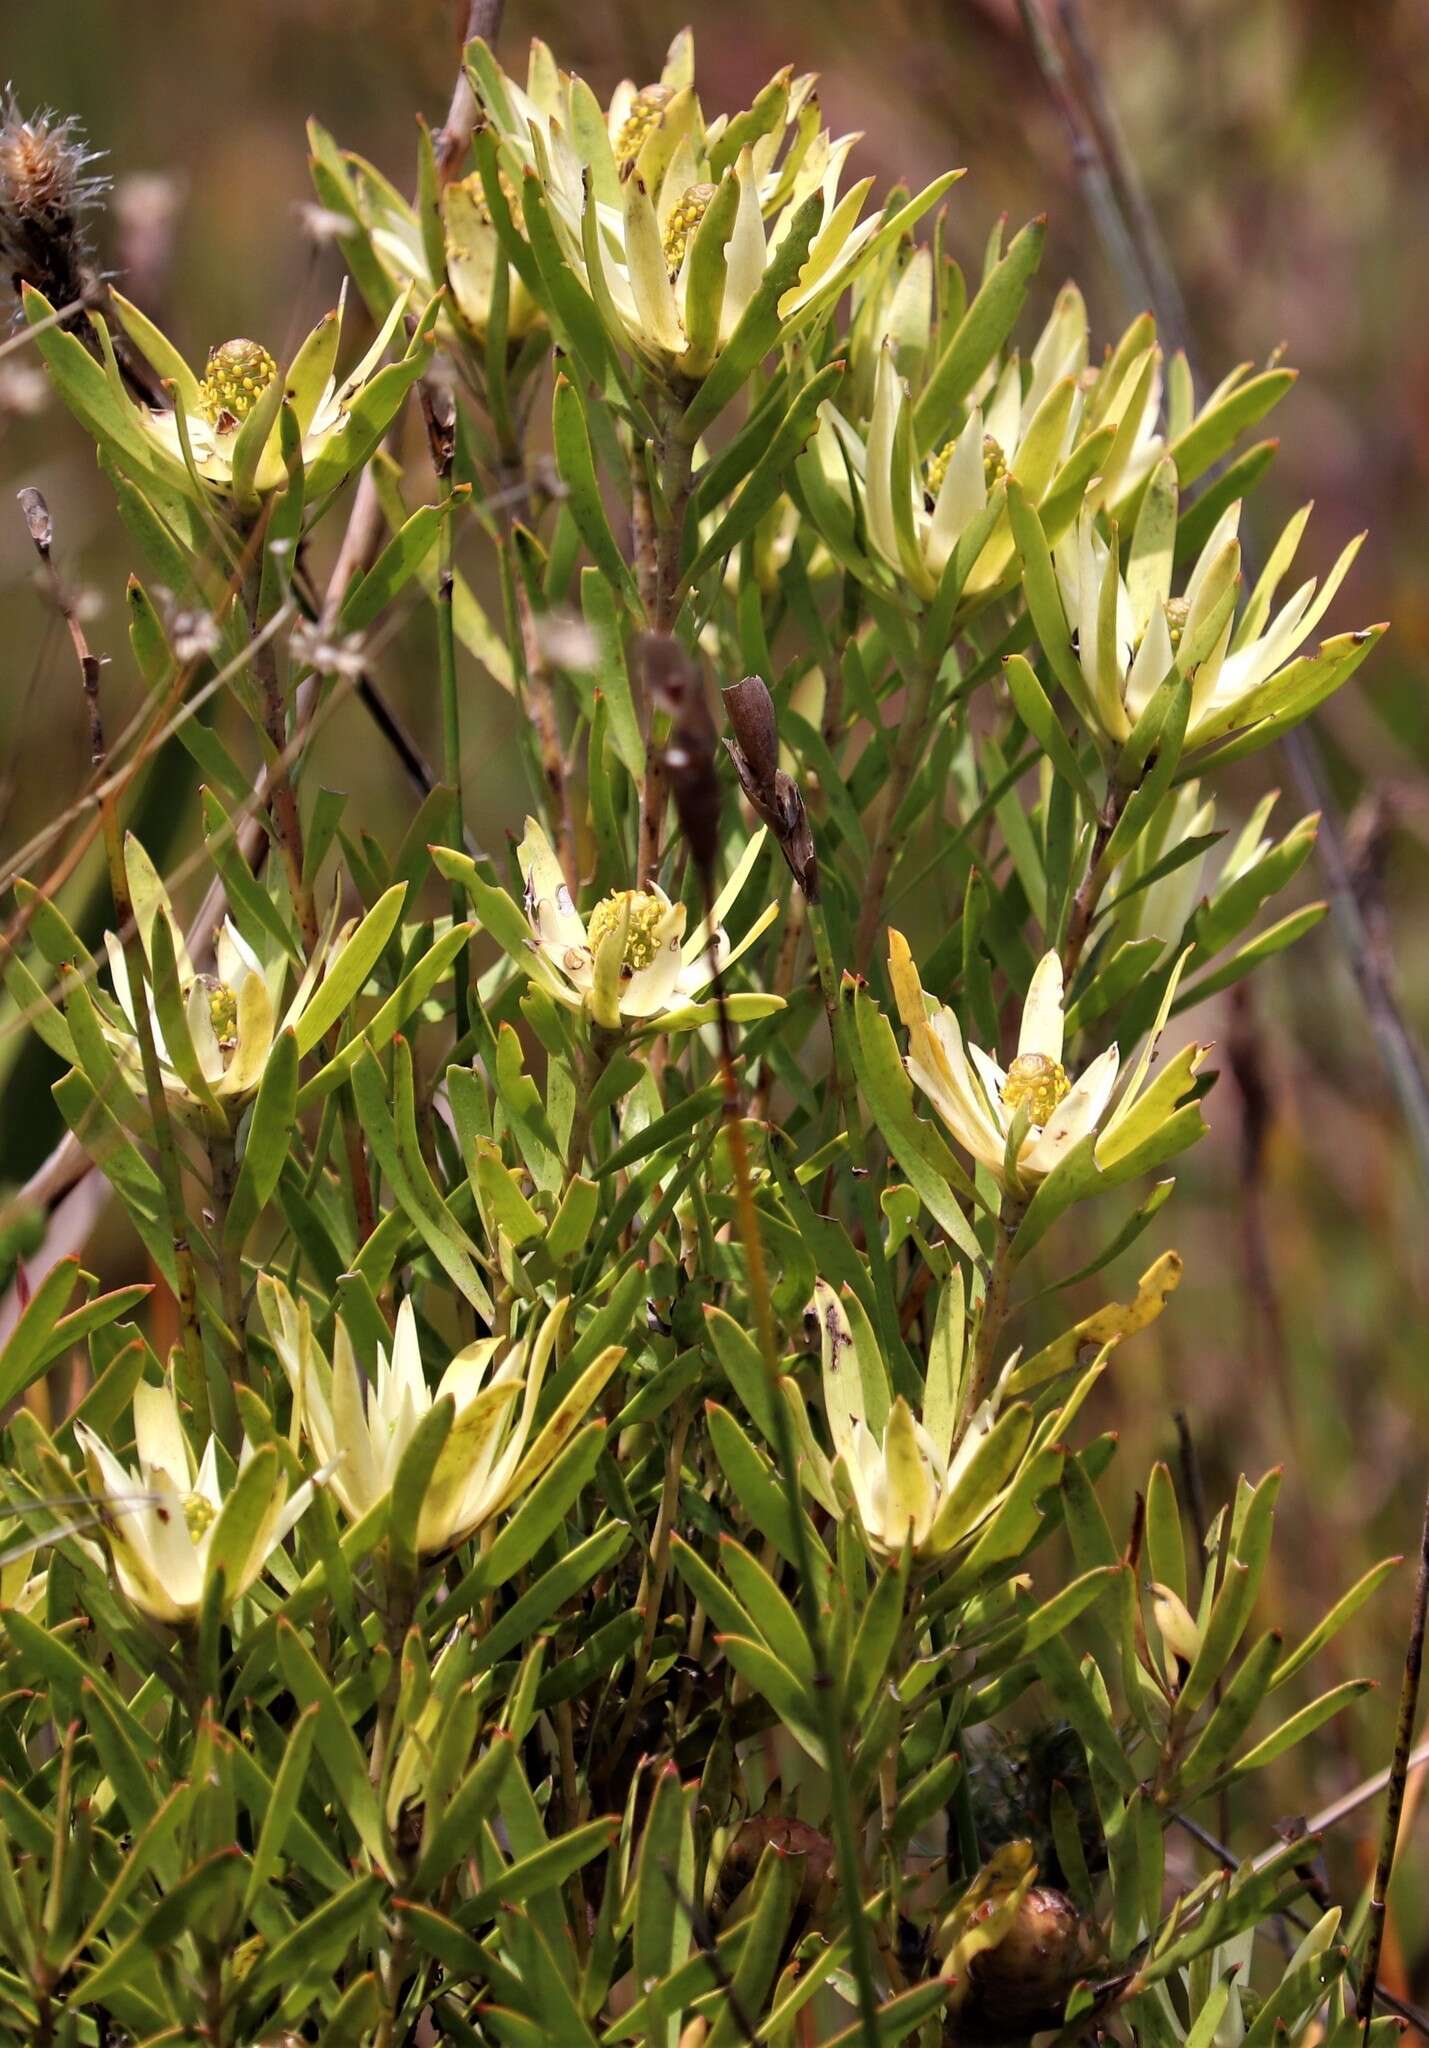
xmin=260 ymin=1281 xmax=623 ymax=1557
xmin=810 ymin=288 xmax=1166 ymax=605
xmin=784 ymin=1279 xmax=1032 ymax=1564
xmin=326 ymin=145 xmax=544 ymax=346
xmin=515 ymin=817 xmax=782 ymax=1031
xmin=76 ymin=1380 xmax=321 ymax=1627
xmin=35 ymin=276 xmax=438 ymax=512
xmin=465 ymin=29 xmax=951 ymax=386
xmin=888 ymin=931 xmax=1204 ymax=1190
xmin=1054 ymin=467 xmax=1367 ymax=752
xmin=94 ymin=836 xmax=356 ymax=1126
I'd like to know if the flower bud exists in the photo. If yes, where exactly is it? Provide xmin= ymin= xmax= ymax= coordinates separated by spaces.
xmin=723 ymin=675 xmax=781 ymax=791
xmin=722 ymin=676 xmax=819 ymax=901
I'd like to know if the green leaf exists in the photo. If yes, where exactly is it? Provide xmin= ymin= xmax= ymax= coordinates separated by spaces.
xmin=457 ymin=1420 xmax=608 ymax=1603
xmin=294 ymin=882 xmax=406 ymax=1053
xmin=1005 ymin=653 xmax=1099 ymax=813
xmin=1007 ymin=479 xmax=1090 ymax=717
xmin=1034 ymin=1636 xmax=1137 ymax=1792
xmin=1169 ymin=368 xmax=1297 ymax=487
xmin=1176 ymin=1628 xmax=1282 ymax=1797
xmin=223 ymin=1028 xmax=299 ymax=1249
xmin=681 ymin=192 xmax=825 ymax=443
xmin=851 ymin=989 xmax=985 ymax=1259
xmin=718 ymin=1633 xmax=823 ymax=1764
xmin=387 ymin=1394 xmax=456 ymax=1580
xmin=553 ymin=375 xmax=641 ymax=608
xmin=275 ymin=1618 xmax=387 ymax=1866
xmin=683 ymin=359 xmax=845 ymax=588
xmin=705 ymin=1402 xmax=831 ymax=1596
xmin=456 ymin=1816 xmax=619 ymax=1928
xmin=339 ymin=499 xmax=450 ymax=633
xmin=413 ymin=1734 xmax=515 ymax=1896
xmin=349 ymin=1042 xmax=493 ymax=1314
xmin=1229 ymin=1679 xmax=1375 ymax=1780
xmin=469 ymin=1520 xmax=631 ymax=1669
xmin=242 ymin=1705 xmax=319 ymax=1911
xmin=914 ymin=215 xmax=1046 ymax=451
xmin=1272 ymin=1555 xmax=1401 ymax=1692
xmin=719 ymin=1534 xmax=814 ymax=1681
xmin=239 ymin=1874 xmax=385 ymax=2010
xmin=824 ymin=1978 xmax=955 ymax=2046
xmin=634 ymin=1765 xmax=694 ymax=2046
xmin=704 ymin=1844 xmax=802 ymax=2048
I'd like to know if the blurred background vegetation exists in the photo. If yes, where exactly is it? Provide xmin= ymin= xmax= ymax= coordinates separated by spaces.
xmin=3 ymin=0 xmax=1426 ymax=2013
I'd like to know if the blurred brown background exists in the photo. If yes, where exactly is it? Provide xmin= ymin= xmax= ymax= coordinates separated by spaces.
xmin=3 ymin=0 xmax=1427 ymax=2002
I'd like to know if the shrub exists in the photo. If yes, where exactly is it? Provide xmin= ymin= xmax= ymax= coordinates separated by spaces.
xmin=0 ymin=26 xmax=1397 ymax=2046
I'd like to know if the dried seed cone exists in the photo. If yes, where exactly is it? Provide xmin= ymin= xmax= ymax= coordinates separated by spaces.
xmin=955 ymin=1885 xmax=1100 ymax=2040
xmin=713 ymin=1816 xmax=834 ymax=1922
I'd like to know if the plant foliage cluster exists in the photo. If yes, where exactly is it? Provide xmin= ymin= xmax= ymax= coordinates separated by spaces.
xmin=0 ymin=24 xmax=1397 ymax=2046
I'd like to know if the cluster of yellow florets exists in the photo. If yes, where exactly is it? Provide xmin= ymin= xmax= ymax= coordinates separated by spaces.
xmin=662 ymin=182 xmax=716 ymax=274
xmin=451 ymin=166 xmax=523 ymax=232
xmin=613 ymin=85 xmax=673 ymax=167
xmin=182 ymin=1491 xmax=217 ymax=1540
xmin=587 ymin=889 xmax=666 ymax=972
xmin=925 ymin=430 xmax=1008 ymax=502
xmin=1163 ymin=596 xmax=1190 ymax=651
xmin=198 ymin=338 xmax=276 ymax=427
xmin=1001 ymin=1052 xmax=1070 ymax=1127
xmin=200 ymin=974 xmax=239 ymax=1048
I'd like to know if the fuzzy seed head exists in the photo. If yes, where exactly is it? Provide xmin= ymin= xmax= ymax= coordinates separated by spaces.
xmin=587 ymin=889 xmax=665 ymax=972
xmin=0 ymin=91 xmax=107 ymax=297
xmin=663 ymin=182 xmax=716 ymax=274
xmin=1001 ymin=1052 xmax=1069 ymax=1127
xmin=198 ymin=338 xmax=276 ymax=427
xmin=614 ymin=85 xmax=673 ymax=167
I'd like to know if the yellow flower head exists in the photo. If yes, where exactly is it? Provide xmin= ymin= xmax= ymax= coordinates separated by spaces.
xmin=197 ymin=337 xmax=277 ymax=426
